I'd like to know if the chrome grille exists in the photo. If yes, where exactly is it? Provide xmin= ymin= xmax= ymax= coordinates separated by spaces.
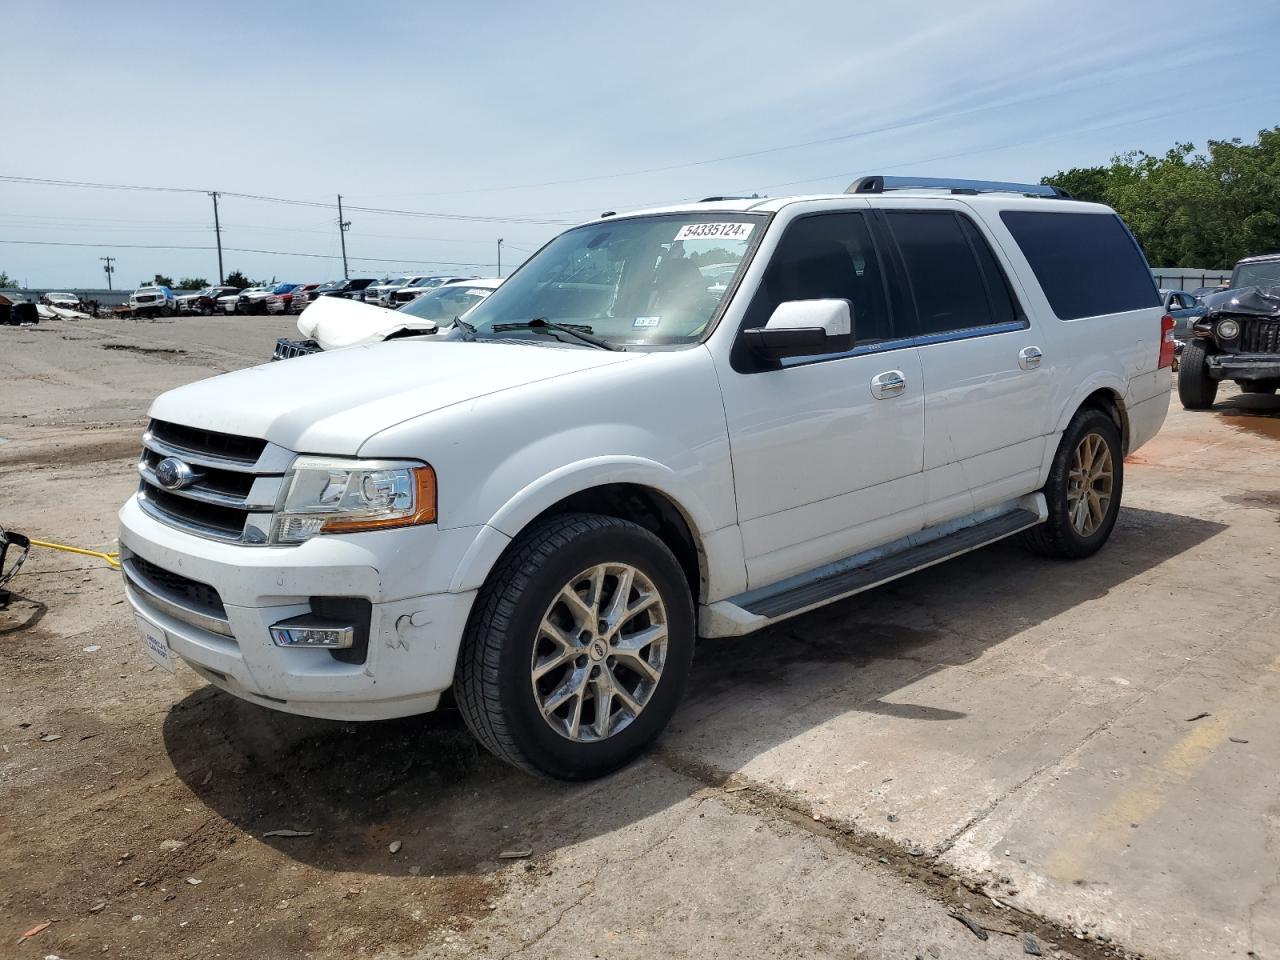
xmin=1240 ymin=318 xmax=1280 ymax=353
xmin=272 ymin=338 xmax=321 ymax=361
xmin=137 ymin=419 xmax=291 ymax=544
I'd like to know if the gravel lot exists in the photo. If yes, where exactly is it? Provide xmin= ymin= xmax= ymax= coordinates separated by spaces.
xmin=2 ymin=314 xmax=1277 ymax=960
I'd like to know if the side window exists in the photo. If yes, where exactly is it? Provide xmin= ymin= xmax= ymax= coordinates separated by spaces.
xmin=957 ymin=216 xmax=1020 ymax=325
xmin=746 ymin=211 xmax=893 ymax=343
xmin=1000 ymin=211 xmax=1160 ymax=320
xmin=885 ymin=211 xmax=1014 ymax=335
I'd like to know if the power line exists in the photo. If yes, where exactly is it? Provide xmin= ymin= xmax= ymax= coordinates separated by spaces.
xmin=0 ymin=174 xmax=573 ymax=225
xmin=0 ymin=238 xmax=502 ymax=267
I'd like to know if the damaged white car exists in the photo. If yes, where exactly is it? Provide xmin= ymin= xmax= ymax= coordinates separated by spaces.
xmin=272 ymin=277 xmax=502 ymax=359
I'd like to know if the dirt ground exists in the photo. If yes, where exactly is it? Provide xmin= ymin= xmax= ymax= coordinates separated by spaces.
xmin=1 ymin=314 xmax=1277 ymax=960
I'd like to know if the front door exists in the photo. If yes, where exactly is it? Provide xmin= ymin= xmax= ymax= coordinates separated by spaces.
xmin=715 ymin=210 xmax=926 ymax=590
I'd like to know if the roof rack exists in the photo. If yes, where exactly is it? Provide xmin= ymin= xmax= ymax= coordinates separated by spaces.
xmin=846 ymin=176 xmax=1072 ymax=199
xmin=699 ymin=193 xmax=762 ymax=202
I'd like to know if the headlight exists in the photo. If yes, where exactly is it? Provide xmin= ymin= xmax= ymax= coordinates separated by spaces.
xmin=273 ymin=457 xmax=436 ymax=544
xmin=1217 ymin=319 xmax=1240 ymax=340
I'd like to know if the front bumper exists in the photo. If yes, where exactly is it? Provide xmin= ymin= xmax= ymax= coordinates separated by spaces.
xmin=118 ymin=494 xmax=481 ymax=720
xmin=1208 ymin=352 xmax=1280 ymax=380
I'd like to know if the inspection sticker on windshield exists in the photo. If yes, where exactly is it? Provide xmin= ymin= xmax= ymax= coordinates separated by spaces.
xmin=633 ymin=316 xmax=661 ymax=328
xmin=673 ymin=222 xmax=754 ymax=242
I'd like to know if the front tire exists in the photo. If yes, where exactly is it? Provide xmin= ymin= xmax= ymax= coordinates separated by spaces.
xmin=455 ymin=513 xmax=694 ymax=780
xmin=1023 ymin=407 xmax=1123 ymax=560
xmin=1177 ymin=340 xmax=1218 ymax=409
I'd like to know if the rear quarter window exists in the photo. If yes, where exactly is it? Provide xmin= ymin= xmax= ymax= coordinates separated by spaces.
xmin=1000 ymin=211 xmax=1159 ymax=320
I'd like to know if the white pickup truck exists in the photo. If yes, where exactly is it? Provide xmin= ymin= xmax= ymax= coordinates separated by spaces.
xmin=118 ymin=176 xmax=1174 ymax=779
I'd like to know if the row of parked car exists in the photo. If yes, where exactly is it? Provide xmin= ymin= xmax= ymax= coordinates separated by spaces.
xmin=127 ymin=274 xmax=484 ymax=318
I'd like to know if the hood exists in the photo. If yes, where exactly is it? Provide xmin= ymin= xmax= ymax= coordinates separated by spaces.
xmin=296 ymin=294 xmax=438 ymax=350
xmin=1204 ymin=285 xmax=1280 ymax=318
xmin=149 ymin=338 xmax=640 ymax=454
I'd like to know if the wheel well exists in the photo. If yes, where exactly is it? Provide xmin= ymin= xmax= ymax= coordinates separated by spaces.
xmin=532 ymin=484 xmax=704 ymax=603
xmin=1080 ymin=388 xmax=1129 ymax=453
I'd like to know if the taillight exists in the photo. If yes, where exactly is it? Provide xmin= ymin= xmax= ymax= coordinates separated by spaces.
xmin=1158 ymin=314 xmax=1176 ymax=368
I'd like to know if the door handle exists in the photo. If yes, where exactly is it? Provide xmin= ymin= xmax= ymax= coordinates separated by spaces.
xmin=1019 ymin=346 xmax=1043 ymax=370
xmin=870 ymin=370 xmax=906 ymax=399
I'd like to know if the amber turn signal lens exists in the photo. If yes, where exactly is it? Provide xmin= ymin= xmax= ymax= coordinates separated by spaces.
xmin=320 ymin=465 xmax=437 ymax=533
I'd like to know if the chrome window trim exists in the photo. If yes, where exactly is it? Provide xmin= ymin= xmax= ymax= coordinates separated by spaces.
xmin=777 ymin=319 xmax=1029 ymax=369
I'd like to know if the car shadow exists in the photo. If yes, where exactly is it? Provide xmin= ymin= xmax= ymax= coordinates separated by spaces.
xmin=1210 ymin=390 xmax=1280 ymax=439
xmin=163 ymin=505 xmax=1225 ymax=878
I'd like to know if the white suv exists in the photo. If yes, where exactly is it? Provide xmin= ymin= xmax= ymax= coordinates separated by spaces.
xmin=129 ymin=285 xmax=177 ymax=318
xmin=118 ymin=176 xmax=1173 ymax=779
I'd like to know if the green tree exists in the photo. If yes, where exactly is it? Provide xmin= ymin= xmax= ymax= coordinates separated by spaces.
xmin=177 ymin=276 xmax=209 ymax=289
xmin=224 ymin=269 xmax=251 ymax=288
xmin=143 ymin=273 xmax=176 ymax=287
xmin=0 ymin=269 xmax=17 ymax=289
xmin=1042 ymin=127 xmax=1280 ymax=270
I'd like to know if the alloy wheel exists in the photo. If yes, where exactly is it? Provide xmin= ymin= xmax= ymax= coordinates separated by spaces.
xmin=1067 ymin=432 xmax=1114 ymax=536
xmin=531 ymin=562 xmax=668 ymax=742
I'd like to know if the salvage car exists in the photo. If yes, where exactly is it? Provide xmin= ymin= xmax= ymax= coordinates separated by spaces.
xmin=1178 ymin=283 xmax=1280 ymax=407
xmin=119 ymin=176 xmax=1172 ymax=779
xmin=364 ymin=275 xmax=432 ymax=306
xmin=271 ymin=279 xmax=503 ymax=359
xmin=1160 ymin=289 xmax=1205 ymax=341
xmin=40 ymin=291 xmax=82 ymax=310
xmin=217 ymin=287 xmax=265 ymax=314
xmin=390 ymin=276 xmax=473 ymax=305
xmin=189 ymin=286 xmax=241 ymax=316
xmin=129 ymin=285 xmax=177 ymax=318
xmin=288 ymin=283 xmax=321 ymax=313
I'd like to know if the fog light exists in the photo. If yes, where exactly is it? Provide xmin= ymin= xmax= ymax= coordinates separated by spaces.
xmin=1217 ymin=319 xmax=1240 ymax=340
xmin=270 ymin=615 xmax=354 ymax=649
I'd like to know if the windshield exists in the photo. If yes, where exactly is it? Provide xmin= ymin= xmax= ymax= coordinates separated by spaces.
xmin=410 ymin=277 xmax=445 ymax=288
xmin=271 ymin=283 xmax=296 ymax=294
xmin=399 ymin=284 xmax=497 ymax=321
xmin=1233 ymin=260 xmax=1280 ymax=288
xmin=459 ymin=213 xmax=763 ymax=347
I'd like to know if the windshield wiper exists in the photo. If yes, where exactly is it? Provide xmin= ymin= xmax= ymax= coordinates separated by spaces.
xmin=491 ymin=318 xmax=623 ymax=351
xmin=453 ymin=316 xmax=476 ymax=341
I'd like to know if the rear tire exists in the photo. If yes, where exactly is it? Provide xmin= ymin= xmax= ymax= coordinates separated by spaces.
xmin=455 ymin=512 xmax=694 ymax=780
xmin=1023 ymin=408 xmax=1123 ymax=560
xmin=1177 ymin=340 xmax=1218 ymax=409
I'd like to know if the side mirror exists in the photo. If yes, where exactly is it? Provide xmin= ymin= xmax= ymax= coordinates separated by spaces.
xmin=743 ymin=299 xmax=854 ymax=360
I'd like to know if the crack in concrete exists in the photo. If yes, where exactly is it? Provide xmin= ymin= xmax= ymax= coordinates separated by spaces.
xmin=655 ymin=749 xmax=1144 ymax=960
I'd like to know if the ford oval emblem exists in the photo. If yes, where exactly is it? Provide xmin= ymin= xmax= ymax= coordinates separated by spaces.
xmin=154 ymin=457 xmax=201 ymax=491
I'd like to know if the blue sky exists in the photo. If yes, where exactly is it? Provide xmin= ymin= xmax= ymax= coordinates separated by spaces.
xmin=2 ymin=0 xmax=1276 ymax=288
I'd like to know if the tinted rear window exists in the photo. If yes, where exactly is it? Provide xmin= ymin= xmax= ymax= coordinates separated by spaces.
xmin=1000 ymin=211 xmax=1158 ymax=320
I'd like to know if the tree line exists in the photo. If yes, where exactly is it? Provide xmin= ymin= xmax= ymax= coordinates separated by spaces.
xmin=1043 ymin=126 xmax=1280 ymax=270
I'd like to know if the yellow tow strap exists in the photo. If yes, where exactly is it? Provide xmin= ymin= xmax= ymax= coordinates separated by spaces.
xmin=28 ymin=539 xmax=121 ymax=569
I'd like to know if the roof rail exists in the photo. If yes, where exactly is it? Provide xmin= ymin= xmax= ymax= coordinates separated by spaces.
xmin=699 ymin=193 xmax=761 ymax=202
xmin=846 ymin=175 xmax=1072 ymax=199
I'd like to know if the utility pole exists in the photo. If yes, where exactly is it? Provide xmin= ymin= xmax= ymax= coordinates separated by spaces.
xmin=209 ymin=191 xmax=224 ymax=284
xmin=100 ymin=256 xmax=115 ymax=291
xmin=497 ymin=238 xmax=503 ymax=277
xmin=337 ymin=194 xmax=351 ymax=279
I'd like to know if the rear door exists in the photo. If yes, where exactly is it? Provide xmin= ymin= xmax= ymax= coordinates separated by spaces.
xmin=715 ymin=208 xmax=926 ymax=589
xmin=876 ymin=205 xmax=1050 ymax=520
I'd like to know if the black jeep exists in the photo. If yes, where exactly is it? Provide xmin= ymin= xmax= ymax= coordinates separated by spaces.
xmin=1178 ymin=253 xmax=1280 ymax=409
